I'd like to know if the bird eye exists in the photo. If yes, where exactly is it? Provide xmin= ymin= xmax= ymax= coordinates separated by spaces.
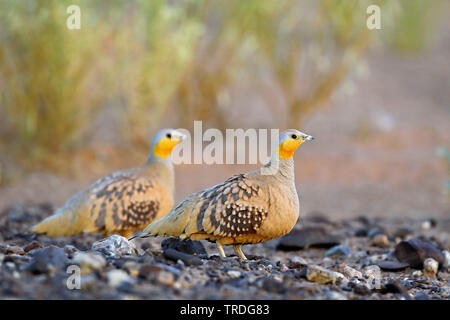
xmin=166 ymin=133 xmax=172 ymax=139
xmin=291 ymin=134 xmax=298 ymax=140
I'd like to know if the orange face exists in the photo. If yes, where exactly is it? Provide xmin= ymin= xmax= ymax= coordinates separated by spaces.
xmin=152 ymin=136 xmax=183 ymax=158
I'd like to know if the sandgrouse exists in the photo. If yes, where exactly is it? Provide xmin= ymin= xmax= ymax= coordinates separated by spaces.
xmin=130 ymin=129 xmax=314 ymax=260
xmin=31 ymin=128 xmax=186 ymax=238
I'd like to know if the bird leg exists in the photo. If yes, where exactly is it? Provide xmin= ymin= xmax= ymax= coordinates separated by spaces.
xmin=233 ymin=244 xmax=247 ymax=261
xmin=216 ymin=242 xmax=226 ymax=258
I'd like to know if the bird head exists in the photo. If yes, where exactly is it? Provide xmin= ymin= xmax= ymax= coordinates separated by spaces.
xmin=277 ymin=129 xmax=314 ymax=160
xmin=151 ymin=128 xmax=186 ymax=159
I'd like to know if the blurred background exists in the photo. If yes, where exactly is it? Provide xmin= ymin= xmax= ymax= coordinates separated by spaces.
xmin=0 ymin=0 xmax=448 ymax=219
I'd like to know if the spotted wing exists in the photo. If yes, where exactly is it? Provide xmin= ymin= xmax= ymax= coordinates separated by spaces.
xmin=185 ymin=174 xmax=269 ymax=238
xmin=87 ymin=175 xmax=162 ymax=233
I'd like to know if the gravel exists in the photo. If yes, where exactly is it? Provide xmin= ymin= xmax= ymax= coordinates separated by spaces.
xmin=0 ymin=203 xmax=449 ymax=300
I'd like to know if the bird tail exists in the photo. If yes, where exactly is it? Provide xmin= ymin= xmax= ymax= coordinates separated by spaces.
xmin=31 ymin=206 xmax=87 ymax=237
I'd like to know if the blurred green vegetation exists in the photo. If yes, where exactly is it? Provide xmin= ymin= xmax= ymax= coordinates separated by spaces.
xmin=0 ymin=0 xmax=445 ymax=174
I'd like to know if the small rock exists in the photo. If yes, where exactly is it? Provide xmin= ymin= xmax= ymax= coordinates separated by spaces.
xmin=423 ymin=258 xmax=438 ymax=278
xmin=290 ymin=256 xmax=308 ymax=267
xmin=443 ymin=250 xmax=450 ymax=268
xmin=72 ymin=251 xmax=107 ymax=275
xmin=24 ymin=246 xmax=67 ymax=275
xmin=163 ymin=248 xmax=203 ymax=266
xmin=362 ymin=265 xmax=381 ymax=279
xmin=276 ymin=226 xmax=342 ymax=251
xmin=227 ymin=270 xmax=242 ymax=278
xmin=156 ymin=270 xmax=175 ymax=286
xmin=369 ymin=234 xmax=389 ymax=247
xmin=64 ymin=245 xmax=78 ymax=255
xmin=106 ymin=269 xmax=135 ymax=288
xmin=92 ymin=235 xmax=137 ymax=258
xmin=325 ymin=244 xmax=352 ymax=258
xmin=161 ymin=238 xmax=207 ymax=256
xmin=23 ymin=241 xmax=42 ymax=253
xmin=412 ymin=270 xmax=423 ymax=277
xmin=376 ymin=260 xmax=409 ymax=271
xmin=420 ymin=219 xmax=436 ymax=230
xmin=337 ymin=264 xmax=362 ymax=279
xmin=394 ymin=239 xmax=444 ymax=269
xmin=306 ymin=265 xmax=346 ymax=285
xmin=6 ymin=245 xmax=25 ymax=255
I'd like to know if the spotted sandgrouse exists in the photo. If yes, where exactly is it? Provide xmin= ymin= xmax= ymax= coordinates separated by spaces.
xmin=31 ymin=129 xmax=186 ymax=238
xmin=131 ymin=129 xmax=314 ymax=260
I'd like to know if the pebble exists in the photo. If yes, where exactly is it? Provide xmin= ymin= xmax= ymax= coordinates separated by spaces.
xmin=369 ymin=234 xmax=389 ymax=247
xmin=423 ymin=258 xmax=438 ymax=278
xmin=92 ymin=235 xmax=137 ymax=258
xmin=325 ymin=244 xmax=352 ymax=258
xmin=161 ymin=238 xmax=207 ymax=256
xmin=106 ymin=269 xmax=135 ymax=288
xmin=290 ymin=256 xmax=308 ymax=266
xmin=412 ymin=270 xmax=423 ymax=277
xmin=163 ymin=248 xmax=203 ymax=266
xmin=377 ymin=260 xmax=409 ymax=271
xmin=276 ymin=226 xmax=342 ymax=250
xmin=306 ymin=265 xmax=346 ymax=285
xmin=72 ymin=251 xmax=107 ymax=275
xmin=443 ymin=250 xmax=450 ymax=268
xmin=380 ymin=280 xmax=410 ymax=297
xmin=362 ymin=265 xmax=381 ymax=279
xmin=338 ymin=264 xmax=362 ymax=279
xmin=6 ymin=245 xmax=25 ymax=255
xmin=156 ymin=270 xmax=175 ymax=286
xmin=227 ymin=270 xmax=242 ymax=278
xmin=24 ymin=246 xmax=67 ymax=275
xmin=64 ymin=245 xmax=78 ymax=255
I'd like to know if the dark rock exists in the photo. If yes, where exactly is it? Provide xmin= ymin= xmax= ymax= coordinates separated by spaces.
xmin=380 ymin=280 xmax=410 ymax=297
xmin=163 ymin=248 xmax=203 ymax=266
xmin=354 ymin=228 xmax=368 ymax=237
xmin=377 ymin=260 xmax=410 ymax=271
xmin=161 ymin=238 xmax=207 ymax=256
xmin=325 ymin=244 xmax=352 ymax=257
xmin=24 ymin=246 xmax=67 ymax=275
xmin=394 ymin=239 xmax=445 ymax=269
xmin=276 ymin=226 xmax=342 ymax=251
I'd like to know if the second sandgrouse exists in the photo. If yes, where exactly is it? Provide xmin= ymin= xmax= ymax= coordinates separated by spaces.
xmin=31 ymin=128 xmax=186 ymax=238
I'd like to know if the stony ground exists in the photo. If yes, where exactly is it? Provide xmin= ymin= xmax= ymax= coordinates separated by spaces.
xmin=0 ymin=203 xmax=449 ymax=300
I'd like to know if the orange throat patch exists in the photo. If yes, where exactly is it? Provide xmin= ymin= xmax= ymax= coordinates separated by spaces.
xmin=277 ymin=139 xmax=302 ymax=160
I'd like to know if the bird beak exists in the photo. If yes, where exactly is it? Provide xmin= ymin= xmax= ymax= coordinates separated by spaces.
xmin=305 ymin=135 xmax=314 ymax=141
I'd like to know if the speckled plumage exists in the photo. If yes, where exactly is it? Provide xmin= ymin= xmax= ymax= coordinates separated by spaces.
xmin=31 ymin=129 xmax=185 ymax=238
xmin=132 ymin=129 xmax=314 ymax=260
